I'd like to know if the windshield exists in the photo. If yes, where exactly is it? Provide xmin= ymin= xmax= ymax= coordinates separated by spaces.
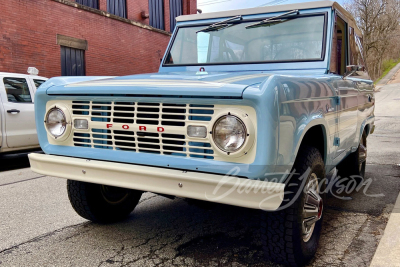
xmin=164 ymin=15 xmax=326 ymax=66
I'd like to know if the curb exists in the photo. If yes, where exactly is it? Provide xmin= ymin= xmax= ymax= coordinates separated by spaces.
xmin=370 ymin=192 xmax=400 ymax=266
xmin=376 ymin=62 xmax=400 ymax=86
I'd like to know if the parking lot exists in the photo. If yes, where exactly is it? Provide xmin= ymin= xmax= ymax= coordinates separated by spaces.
xmin=1 ymin=82 xmax=400 ymax=266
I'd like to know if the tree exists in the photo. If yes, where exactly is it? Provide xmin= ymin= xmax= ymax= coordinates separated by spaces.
xmin=344 ymin=0 xmax=400 ymax=79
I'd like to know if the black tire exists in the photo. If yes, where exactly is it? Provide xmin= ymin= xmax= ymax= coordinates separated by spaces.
xmin=337 ymin=132 xmax=367 ymax=182
xmin=261 ymin=146 xmax=326 ymax=266
xmin=67 ymin=180 xmax=143 ymax=223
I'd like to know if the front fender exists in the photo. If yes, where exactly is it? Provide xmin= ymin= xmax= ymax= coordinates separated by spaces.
xmin=272 ymin=75 xmax=338 ymax=174
xmin=291 ymin=119 xmax=329 ymax=164
xmin=276 ymin=117 xmax=330 ymax=174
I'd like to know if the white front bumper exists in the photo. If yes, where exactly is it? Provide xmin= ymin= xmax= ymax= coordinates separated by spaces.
xmin=29 ymin=153 xmax=284 ymax=210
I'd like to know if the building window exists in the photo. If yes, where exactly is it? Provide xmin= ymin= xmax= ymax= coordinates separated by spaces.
xmin=76 ymin=0 xmax=98 ymax=9
xmin=61 ymin=46 xmax=86 ymax=76
xmin=149 ymin=0 xmax=165 ymax=30
xmin=107 ymin=0 xmax=127 ymax=18
xmin=169 ymin=0 xmax=182 ymax=32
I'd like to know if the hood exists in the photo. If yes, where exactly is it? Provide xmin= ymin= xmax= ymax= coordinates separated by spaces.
xmin=45 ymin=72 xmax=273 ymax=98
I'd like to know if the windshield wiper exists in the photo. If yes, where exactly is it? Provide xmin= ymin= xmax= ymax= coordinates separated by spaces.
xmin=245 ymin=9 xmax=299 ymax=29
xmin=197 ymin=15 xmax=243 ymax=33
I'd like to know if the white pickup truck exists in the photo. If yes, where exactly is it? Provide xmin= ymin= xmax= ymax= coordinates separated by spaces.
xmin=0 ymin=69 xmax=47 ymax=154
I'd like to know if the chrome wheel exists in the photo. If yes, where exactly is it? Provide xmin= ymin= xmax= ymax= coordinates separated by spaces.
xmin=302 ymin=173 xmax=323 ymax=242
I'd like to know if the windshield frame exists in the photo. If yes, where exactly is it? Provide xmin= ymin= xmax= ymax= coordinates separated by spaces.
xmin=162 ymin=12 xmax=328 ymax=67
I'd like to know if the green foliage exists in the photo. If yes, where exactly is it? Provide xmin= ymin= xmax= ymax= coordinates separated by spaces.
xmin=375 ymin=58 xmax=400 ymax=84
xmin=382 ymin=59 xmax=400 ymax=73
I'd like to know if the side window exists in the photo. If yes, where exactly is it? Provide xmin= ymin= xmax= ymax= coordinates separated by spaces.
xmin=348 ymin=27 xmax=370 ymax=80
xmin=349 ymin=27 xmax=365 ymax=67
xmin=330 ymin=14 xmax=347 ymax=75
xmin=3 ymin=77 xmax=32 ymax=103
xmin=33 ymin=79 xmax=46 ymax=89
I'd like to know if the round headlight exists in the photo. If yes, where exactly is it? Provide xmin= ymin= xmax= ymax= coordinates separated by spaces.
xmin=45 ymin=108 xmax=67 ymax=138
xmin=213 ymin=115 xmax=247 ymax=153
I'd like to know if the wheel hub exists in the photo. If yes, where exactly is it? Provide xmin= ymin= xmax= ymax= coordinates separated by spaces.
xmin=302 ymin=173 xmax=323 ymax=242
xmin=100 ymin=185 xmax=130 ymax=205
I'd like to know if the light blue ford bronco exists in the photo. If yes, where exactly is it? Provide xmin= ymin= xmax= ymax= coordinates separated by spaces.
xmin=30 ymin=1 xmax=375 ymax=265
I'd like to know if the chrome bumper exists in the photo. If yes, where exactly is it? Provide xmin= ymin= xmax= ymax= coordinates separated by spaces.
xmin=29 ymin=153 xmax=284 ymax=210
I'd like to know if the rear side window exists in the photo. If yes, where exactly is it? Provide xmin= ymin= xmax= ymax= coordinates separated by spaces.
xmin=33 ymin=79 xmax=46 ymax=89
xmin=3 ymin=77 xmax=32 ymax=103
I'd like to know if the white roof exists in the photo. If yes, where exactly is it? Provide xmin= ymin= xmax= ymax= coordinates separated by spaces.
xmin=177 ymin=1 xmax=361 ymax=36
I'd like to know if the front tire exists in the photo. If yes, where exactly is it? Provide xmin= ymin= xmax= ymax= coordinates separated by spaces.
xmin=261 ymin=146 xmax=325 ymax=266
xmin=67 ymin=180 xmax=143 ymax=223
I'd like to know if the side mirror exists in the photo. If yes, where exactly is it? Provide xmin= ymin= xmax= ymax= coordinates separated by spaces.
xmin=344 ymin=65 xmax=367 ymax=79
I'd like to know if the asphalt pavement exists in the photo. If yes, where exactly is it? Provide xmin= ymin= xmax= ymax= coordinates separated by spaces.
xmin=1 ymin=79 xmax=400 ymax=266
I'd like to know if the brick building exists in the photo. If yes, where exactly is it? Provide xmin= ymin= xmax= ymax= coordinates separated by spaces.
xmin=0 ymin=0 xmax=197 ymax=78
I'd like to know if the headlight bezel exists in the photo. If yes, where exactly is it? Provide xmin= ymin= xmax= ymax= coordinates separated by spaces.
xmin=210 ymin=110 xmax=255 ymax=157
xmin=212 ymin=115 xmax=247 ymax=153
xmin=44 ymin=104 xmax=72 ymax=141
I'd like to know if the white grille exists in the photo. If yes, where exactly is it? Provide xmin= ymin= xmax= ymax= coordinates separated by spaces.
xmin=71 ymin=101 xmax=214 ymax=126
xmin=71 ymin=101 xmax=215 ymax=159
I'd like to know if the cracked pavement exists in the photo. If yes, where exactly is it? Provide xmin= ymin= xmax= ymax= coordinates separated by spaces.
xmin=1 ymin=82 xmax=400 ymax=266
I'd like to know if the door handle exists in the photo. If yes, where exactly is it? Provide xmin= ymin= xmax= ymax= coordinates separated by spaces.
xmin=7 ymin=109 xmax=20 ymax=114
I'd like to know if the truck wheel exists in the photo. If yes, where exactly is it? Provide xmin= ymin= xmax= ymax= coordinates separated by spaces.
xmin=67 ymin=180 xmax=143 ymax=223
xmin=261 ymin=146 xmax=325 ymax=266
xmin=338 ymin=132 xmax=367 ymax=181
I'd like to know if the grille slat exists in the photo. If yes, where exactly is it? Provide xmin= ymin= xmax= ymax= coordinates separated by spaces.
xmin=73 ymin=130 xmax=214 ymax=158
xmin=71 ymin=101 xmax=215 ymax=159
xmin=75 ymin=132 xmax=199 ymax=143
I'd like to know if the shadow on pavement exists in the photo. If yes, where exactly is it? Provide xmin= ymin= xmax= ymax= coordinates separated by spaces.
xmin=0 ymin=154 xmax=31 ymax=172
xmin=1 ymin=163 xmax=398 ymax=266
xmin=327 ymin=164 xmax=400 ymax=216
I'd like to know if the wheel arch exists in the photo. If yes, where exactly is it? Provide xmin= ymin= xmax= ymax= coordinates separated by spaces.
xmin=359 ymin=115 xmax=375 ymax=142
xmin=293 ymin=121 xmax=328 ymax=165
xmin=364 ymin=124 xmax=370 ymax=135
xmin=363 ymin=123 xmax=372 ymax=138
